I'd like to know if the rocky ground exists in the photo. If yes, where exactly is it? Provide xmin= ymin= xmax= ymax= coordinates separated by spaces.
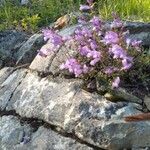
xmin=0 ymin=22 xmax=150 ymax=150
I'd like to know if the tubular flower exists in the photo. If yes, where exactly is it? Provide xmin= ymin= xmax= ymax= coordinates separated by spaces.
xmin=60 ymin=58 xmax=83 ymax=77
xmin=103 ymin=31 xmax=119 ymax=45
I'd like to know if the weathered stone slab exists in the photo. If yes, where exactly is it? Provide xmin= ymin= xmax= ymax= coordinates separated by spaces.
xmin=7 ymin=72 xmax=83 ymax=127
xmin=75 ymin=117 xmax=150 ymax=150
xmin=0 ymin=30 xmax=28 ymax=65
xmin=144 ymin=96 xmax=150 ymax=111
xmin=15 ymin=34 xmax=45 ymax=65
xmin=0 ymin=68 xmax=27 ymax=110
xmin=0 ymin=67 xmax=14 ymax=85
xmin=128 ymin=32 xmax=150 ymax=47
xmin=0 ymin=116 xmax=32 ymax=150
xmin=4 ymin=70 xmax=149 ymax=149
xmin=20 ymin=126 xmax=93 ymax=150
xmin=0 ymin=116 xmax=93 ymax=150
xmin=29 ymin=47 xmax=56 ymax=73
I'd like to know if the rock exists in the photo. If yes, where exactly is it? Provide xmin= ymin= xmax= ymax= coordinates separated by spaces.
xmin=0 ymin=116 xmax=93 ymax=150
xmin=128 ymin=32 xmax=150 ymax=48
xmin=0 ymin=68 xmax=148 ymax=149
xmin=144 ymin=96 xmax=150 ymax=111
xmin=0 ymin=30 xmax=28 ymax=66
xmin=6 ymin=72 xmax=83 ymax=126
xmin=22 ymin=127 xmax=93 ymax=150
xmin=0 ymin=67 xmax=14 ymax=85
xmin=124 ymin=22 xmax=150 ymax=34
xmin=15 ymin=34 xmax=45 ymax=65
xmin=0 ymin=68 xmax=27 ymax=110
xmin=20 ymin=0 xmax=29 ymax=5
xmin=0 ymin=59 xmax=3 ymax=69
xmin=0 ymin=116 xmax=32 ymax=150
xmin=104 ymin=88 xmax=142 ymax=104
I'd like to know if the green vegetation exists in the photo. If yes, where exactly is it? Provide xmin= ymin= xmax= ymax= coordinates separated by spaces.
xmin=0 ymin=0 xmax=83 ymax=32
xmin=97 ymin=0 xmax=150 ymax=22
xmin=0 ymin=0 xmax=149 ymax=32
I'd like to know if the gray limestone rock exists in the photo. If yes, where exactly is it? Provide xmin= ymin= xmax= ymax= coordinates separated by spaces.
xmin=15 ymin=34 xmax=45 ymax=65
xmin=0 ymin=67 xmax=14 ymax=85
xmin=0 ymin=116 xmax=32 ymax=150
xmin=144 ymin=96 xmax=150 ymax=111
xmin=0 ymin=68 xmax=27 ymax=110
xmin=0 ymin=69 xmax=148 ymax=149
xmin=0 ymin=116 xmax=93 ymax=150
xmin=0 ymin=30 xmax=28 ymax=65
xmin=0 ymin=59 xmax=3 ymax=69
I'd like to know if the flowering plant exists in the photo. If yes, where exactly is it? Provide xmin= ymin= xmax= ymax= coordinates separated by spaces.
xmin=38 ymin=0 xmax=142 ymax=90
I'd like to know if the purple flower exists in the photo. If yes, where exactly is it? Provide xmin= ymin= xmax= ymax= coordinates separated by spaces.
xmin=112 ymin=77 xmax=120 ymax=88
xmin=48 ymin=34 xmax=63 ymax=47
xmin=38 ymin=43 xmax=54 ymax=57
xmin=80 ymin=5 xmax=91 ymax=11
xmin=42 ymin=29 xmax=53 ymax=41
xmin=42 ymin=29 xmax=63 ymax=47
xmin=110 ymin=44 xmax=126 ymax=59
xmin=88 ymin=39 xmax=98 ymax=50
xmin=81 ymin=28 xmax=92 ymax=37
xmin=121 ymin=57 xmax=133 ymax=70
xmin=103 ymin=31 xmax=119 ymax=44
xmin=111 ymin=18 xmax=123 ymax=28
xmin=90 ymin=16 xmax=102 ymax=30
xmin=79 ymin=46 xmax=90 ymax=56
xmin=87 ymin=50 xmax=101 ymax=59
xmin=103 ymin=67 xmax=119 ymax=74
xmin=90 ymin=58 xmax=100 ymax=66
xmin=60 ymin=58 xmax=82 ymax=77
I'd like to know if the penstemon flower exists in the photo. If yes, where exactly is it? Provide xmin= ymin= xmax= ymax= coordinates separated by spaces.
xmin=38 ymin=0 xmax=142 ymax=89
xmin=103 ymin=31 xmax=119 ymax=45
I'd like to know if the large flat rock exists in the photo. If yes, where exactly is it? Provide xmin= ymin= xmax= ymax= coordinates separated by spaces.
xmin=6 ymin=72 xmax=83 ymax=128
xmin=0 ymin=68 xmax=148 ymax=149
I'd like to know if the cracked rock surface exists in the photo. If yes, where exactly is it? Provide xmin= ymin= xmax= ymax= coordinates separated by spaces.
xmin=0 ymin=116 xmax=93 ymax=150
xmin=0 ymin=23 xmax=150 ymax=150
xmin=0 ymin=68 xmax=150 ymax=150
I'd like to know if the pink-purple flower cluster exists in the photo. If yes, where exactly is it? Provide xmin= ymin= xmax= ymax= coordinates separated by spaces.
xmin=38 ymin=29 xmax=63 ymax=57
xmin=38 ymin=0 xmax=141 ymax=89
xmin=60 ymin=58 xmax=89 ymax=77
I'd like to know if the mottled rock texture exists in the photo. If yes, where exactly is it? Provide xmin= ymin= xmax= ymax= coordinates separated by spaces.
xmin=0 ymin=68 xmax=149 ymax=149
xmin=0 ymin=116 xmax=93 ymax=150
xmin=0 ymin=22 xmax=150 ymax=150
